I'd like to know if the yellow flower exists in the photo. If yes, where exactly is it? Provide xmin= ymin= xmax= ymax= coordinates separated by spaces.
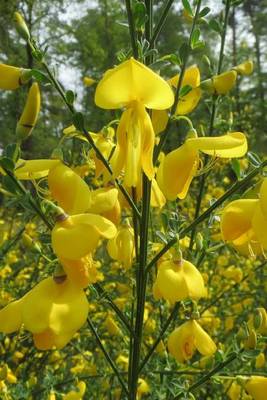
xmin=213 ymin=70 xmax=237 ymax=94
xmin=59 ymin=254 xmax=99 ymax=288
xmin=255 ymin=353 xmax=265 ymax=369
xmin=107 ymin=224 xmax=135 ymax=268
xmin=157 ymin=132 xmax=247 ymax=200
xmin=245 ymin=376 xmax=267 ymax=400
xmin=169 ymin=65 xmax=202 ymax=115
xmin=63 ymin=381 xmax=86 ymax=400
xmin=153 ymin=258 xmax=207 ymax=303
xmin=137 ymin=378 xmax=150 ymax=399
xmin=14 ymin=11 xmax=30 ymax=41
xmin=87 ymin=186 xmax=121 ymax=224
xmin=48 ymin=163 xmax=91 ymax=215
xmin=0 ymin=63 xmax=31 ymax=90
xmin=0 ymin=277 xmax=89 ymax=350
xmin=152 ymin=65 xmax=201 ymax=134
xmin=168 ymin=319 xmax=217 ymax=363
xmin=15 ymin=159 xmax=61 ymax=180
xmin=104 ymin=314 xmax=121 ymax=336
xmin=95 ymin=58 xmax=174 ymax=186
xmin=52 ymin=213 xmax=116 ymax=260
xmin=234 ymin=60 xmax=253 ymax=76
xmin=16 ymin=82 xmax=41 ymax=140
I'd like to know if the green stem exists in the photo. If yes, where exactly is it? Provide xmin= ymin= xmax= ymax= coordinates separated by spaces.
xmin=129 ymin=176 xmax=152 ymax=398
xmin=139 ymin=303 xmax=179 ymax=373
xmin=146 ymin=160 xmax=267 ymax=273
xmin=149 ymin=0 xmax=175 ymax=49
xmin=153 ymin=0 xmax=202 ymax=163
xmin=87 ymin=317 xmax=129 ymax=396
xmin=172 ymin=350 xmax=244 ymax=399
xmin=93 ymin=282 xmax=134 ymax=335
xmin=125 ymin=0 xmax=138 ymax=59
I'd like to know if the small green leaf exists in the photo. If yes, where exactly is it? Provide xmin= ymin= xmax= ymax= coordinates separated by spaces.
xmin=182 ymin=0 xmax=193 ymax=16
xmin=180 ymin=85 xmax=192 ymax=97
xmin=133 ymin=1 xmax=147 ymax=30
xmin=2 ymin=175 xmax=19 ymax=194
xmin=199 ymin=7 xmax=211 ymax=18
xmin=191 ymin=28 xmax=200 ymax=48
xmin=4 ymin=143 xmax=20 ymax=162
xmin=231 ymin=159 xmax=241 ymax=180
xmin=73 ymin=112 xmax=85 ymax=131
xmin=0 ymin=157 xmax=15 ymax=172
xmin=66 ymin=90 xmax=75 ymax=105
xmin=155 ymin=231 xmax=167 ymax=244
xmin=248 ymin=151 xmax=262 ymax=167
xmin=209 ymin=19 xmax=222 ymax=35
xmin=31 ymin=69 xmax=50 ymax=84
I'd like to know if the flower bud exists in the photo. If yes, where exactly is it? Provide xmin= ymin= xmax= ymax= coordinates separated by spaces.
xmin=16 ymin=82 xmax=41 ymax=140
xmin=244 ymin=329 xmax=257 ymax=350
xmin=14 ymin=11 xmax=30 ymax=41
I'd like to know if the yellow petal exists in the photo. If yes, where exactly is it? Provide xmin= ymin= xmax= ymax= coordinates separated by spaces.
xmin=259 ymin=178 xmax=267 ymax=219
xmin=22 ymin=278 xmax=54 ymax=333
xmin=157 ymin=143 xmax=199 ymax=200
xmin=151 ymin=178 xmax=166 ymax=208
xmin=245 ymin=376 xmax=267 ymax=400
xmin=187 ymin=132 xmax=247 ymax=158
xmin=48 ymin=163 xmax=91 ymax=214
xmin=213 ymin=70 xmax=237 ymax=94
xmin=192 ymin=320 xmax=217 ymax=356
xmin=52 ymin=214 xmax=116 ymax=259
xmin=234 ymin=60 xmax=253 ymax=76
xmin=0 ymin=299 xmax=23 ymax=333
xmin=87 ymin=187 xmax=118 ymax=214
xmin=168 ymin=321 xmax=196 ymax=363
xmin=0 ymin=64 xmax=30 ymax=90
xmin=169 ymin=65 xmax=200 ymax=88
xmin=155 ymin=259 xmax=206 ymax=303
xmin=176 ymin=87 xmax=202 ymax=115
xmin=15 ymin=159 xmax=61 ymax=180
xmin=48 ymin=280 xmax=89 ymax=335
xmin=151 ymin=109 xmax=168 ymax=135
xmin=95 ymin=58 xmax=174 ymax=110
xmin=252 ymin=203 xmax=267 ymax=250
xmin=16 ymin=82 xmax=41 ymax=139
xmin=221 ymin=199 xmax=258 ymax=243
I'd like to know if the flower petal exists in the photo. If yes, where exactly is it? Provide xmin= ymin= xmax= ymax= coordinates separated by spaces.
xmin=15 ymin=159 xmax=61 ymax=180
xmin=157 ymin=143 xmax=199 ymax=200
xmin=187 ymin=132 xmax=247 ymax=158
xmin=95 ymin=58 xmax=174 ymax=110
xmin=192 ymin=320 xmax=217 ymax=356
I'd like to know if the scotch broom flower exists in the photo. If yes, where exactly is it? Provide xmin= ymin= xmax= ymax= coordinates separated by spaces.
xmin=153 ymin=258 xmax=207 ymax=303
xmin=157 ymin=132 xmax=247 ymax=200
xmin=48 ymin=162 xmax=91 ymax=215
xmin=201 ymin=70 xmax=237 ymax=95
xmin=16 ymin=82 xmax=41 ymax=140
xmin=0 ymin=277 xmax=89 ymax=350
xmin=107 ymin=224 xmax=135 ymax=269
xmin=95 ymin=58 xmax=174 ymax=186
xmin=152 ymin=65 xmax=201 ymax=134
xmin=245 ymin=376 xmax=267 ymax=400
xmin=168 ymin=320 xmax=217 ymax=363
xmin=234 ymin=60 xmax=254 ymax=76
xmin=52 ymin=213 xmax=117 ymax=260
xmin=0 ymin=63 xmax=31 ymax=90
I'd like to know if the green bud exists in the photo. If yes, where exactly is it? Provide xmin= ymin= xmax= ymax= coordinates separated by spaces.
xmin=254 ymin=309 xmax=263 ymax=331
xmin=195 ymin=232 xmax=204 ymax=251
